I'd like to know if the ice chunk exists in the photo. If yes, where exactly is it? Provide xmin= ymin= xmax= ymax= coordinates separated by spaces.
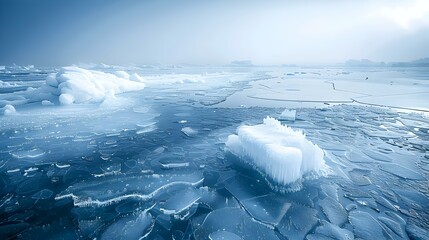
xmin=226 ymin=117 xmax=325 ymax=187
xmin=31 ymin=189 xmax=54 ymax=200
xmin=2 ymin=104 xmax=16 ymax=115
xmin=379 ymin=163 xmax=426 ymax=180
xmin=320 ymin=196 xmax=347 ymax=226
xmin=100 ymin=210 xmax=154 ymax=240
xmin=181 ymin=127 xmax=198 ymax=136
xmin=113 ymin=70 xmax=130 ymax=79
xmin=279 ymin=109 xmax=296 ymax=121
xmin=241 ymin=195 xmax=291 ymax=226
xmin=393 ymin=188 xmax=429 ymax=208
xmin=209 ymin=230 xmax=243 ymax=240
xmin=224 ymin=174 xmax=290 ymax=225
xmin=313 ymin=220 xmax=354 ymax=240
xmin=406 ymin=222 xmax=429 ymax=240
xmin=129 ymin=73 xmax=144 ymax=82
xmin=349 ymin=211 xmax=386 ymax=239
xmin=277 ymin=203 xmax=318 ymax=239
xmin=348 ymin=169 xmax=372 ymax=186
xmin=378 ymin=217 xmax=405 ymax=238
xmin=194 ymin=207 xmax=279 ymax=240
xmin=41 ymin=100 xmax=54 ymax=106
xmin=160 ymin=187 xmax=201 ymax=215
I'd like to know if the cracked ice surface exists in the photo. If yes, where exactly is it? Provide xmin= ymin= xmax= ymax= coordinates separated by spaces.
xmin=0 ymin=65 xmax=428 ymax=239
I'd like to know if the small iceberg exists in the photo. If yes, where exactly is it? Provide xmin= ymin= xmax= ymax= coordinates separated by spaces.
xmin=226 ymin=117 xmax=326 ymax=191
xmin=279 ymin=109 xmax=296 ymax=121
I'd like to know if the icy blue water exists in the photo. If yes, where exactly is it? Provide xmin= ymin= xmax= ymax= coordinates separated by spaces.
xmin=0 ymin=65 xmax=428 ymax=239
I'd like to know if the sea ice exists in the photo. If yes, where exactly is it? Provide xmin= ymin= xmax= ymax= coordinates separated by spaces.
xmin=100 ymin=210 xmax=153 ymax=240
xmin=319 ymin=196 xmax=348 ymax=226
xmin=194 ymin=207 xmax=279 ymax=239
xmin=349 ymin=211 xmax=386 ymax=239
xmin=226 ymin=117 xmax=325 ymax=187
xmin=279 ymin=109 xmax=296 ymax=121
xmin=209 ymin=230 xmax=242 ymax=240
xmin=181 ymin=127 xmax=198 ymax=136
xmin=160 ymin=187 xmax=201 ymax=215
xmin=312 ymin=220 xmax=354 ymax=240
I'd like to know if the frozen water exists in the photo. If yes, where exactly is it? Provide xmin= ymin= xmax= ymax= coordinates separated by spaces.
xmin=160 ymin=187 xmax=201 ymax=215
xmin=277 ymin=203 xmax=318 ymax=239
xmin=181 ymin=127 xmax=198 ymax=137
xmin=209 ymin=230 xmax=243 ymax=240
xmin=100 ymin=210 xmax=153 ymax=240
xmin=1 ymin=65 xmax=429 ymax=239
xmin=226 ymin=116 xmax=326 ymax=189
xmin=194 ymin=207 xmax=279 ymax=239
xmin=320 ymin=196 xmax=348 ymax=226
xmin=311 ymin=220 xmax=354 ymax=240
xmin=379 ymin=163 xmax=426 ymax=180
xmin=279 ymin=108 xmax=296 ymax=121
xmin=349 ymin=211 xmax=386 ymax=239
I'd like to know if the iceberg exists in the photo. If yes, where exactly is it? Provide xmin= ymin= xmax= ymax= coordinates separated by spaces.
xmin=226 ymin=117 xmax=325 ymax=188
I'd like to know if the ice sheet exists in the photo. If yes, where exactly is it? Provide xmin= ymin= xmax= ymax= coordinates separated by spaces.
xmin=1 ymin=66 xmax=429 ymax=239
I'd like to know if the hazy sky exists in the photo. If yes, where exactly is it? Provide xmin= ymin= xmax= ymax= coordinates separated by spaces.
xmin=1 ymin=0 xmax=429 ymax=66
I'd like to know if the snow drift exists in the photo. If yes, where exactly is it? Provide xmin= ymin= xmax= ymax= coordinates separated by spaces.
xmin=226 ymin=117 xmax=325 ymax=188
xmin=46 ymin=66 xmax=146 ymax=105
xmin=0 ymin=67 xmax=146 ymax=107
xmin=1 ymin=104 xmax=16 ymax=115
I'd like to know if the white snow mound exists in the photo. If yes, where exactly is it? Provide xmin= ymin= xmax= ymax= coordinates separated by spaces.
xmin=2 ymin=104 xmax=16 ymax=115
xmin=51 ymin=67 xmax=146 ymax=105
xmin=0 ymin=67 xmax=146 ymax=108
xmin=226 ymin=117 xmax=325 ymax=185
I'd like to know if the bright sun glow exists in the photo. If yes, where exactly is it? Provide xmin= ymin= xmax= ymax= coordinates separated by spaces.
xmin=380 ymin=0 xmax=429 ymax=29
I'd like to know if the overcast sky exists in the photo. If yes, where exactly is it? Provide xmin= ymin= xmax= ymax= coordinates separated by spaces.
xmin=1 ymin=0 xmax=429 ymax=66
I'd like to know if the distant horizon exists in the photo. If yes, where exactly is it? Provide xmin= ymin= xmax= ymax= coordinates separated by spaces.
xmin=2 ymin=56 xmax=429 ymax=68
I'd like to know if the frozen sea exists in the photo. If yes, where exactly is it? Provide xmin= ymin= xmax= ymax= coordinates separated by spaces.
xmin=0 ymin=64 xmax=429 ymax=239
